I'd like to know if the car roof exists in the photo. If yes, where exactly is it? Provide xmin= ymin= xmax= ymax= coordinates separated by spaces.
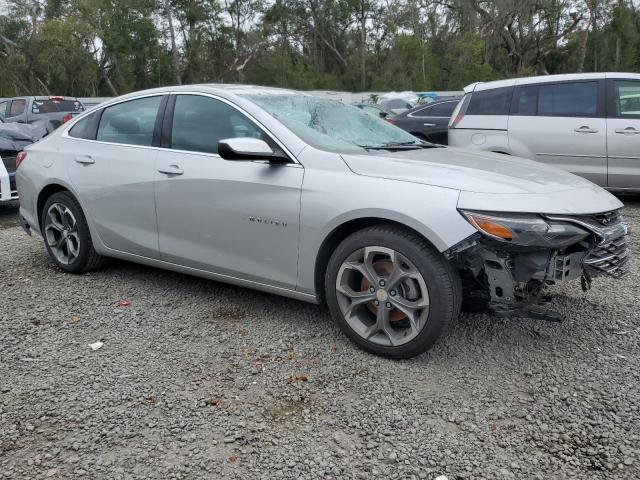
xmin=464 ymin=72 xmax=640 ymax=93
xmin=10 ymin=96 xmax=81 ymax=101
xmin=91 ymin=84 xmax=312 ymax=110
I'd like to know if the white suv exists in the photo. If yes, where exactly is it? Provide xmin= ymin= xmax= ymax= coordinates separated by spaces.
xmin=448 ymin=73 xmax=640 ymax=191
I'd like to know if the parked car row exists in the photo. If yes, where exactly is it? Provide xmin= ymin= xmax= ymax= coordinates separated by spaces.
xmin=16 ymin=83 xmax=629 ymax=359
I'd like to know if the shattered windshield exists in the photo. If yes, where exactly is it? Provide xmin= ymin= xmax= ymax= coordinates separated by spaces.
xmin=242 ymin=93 xmax=422 ymax=152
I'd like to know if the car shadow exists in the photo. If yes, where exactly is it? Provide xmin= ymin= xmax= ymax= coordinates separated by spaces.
xmin=91 ymin=257 xmax=570 ymax=363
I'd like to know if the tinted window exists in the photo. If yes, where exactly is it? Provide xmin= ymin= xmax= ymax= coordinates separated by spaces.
xmin=96 ymin=96 xmax=162 ymax=146
xmin=538 ymin=82 xmax=597 ymax=117
xmin=171 ymin=95 xmax=266 ymax=154
xmin=32 ymin=98 xmax=84 ymax=114
xmin=0 ymin=101 xmax=7 ymax=117
xmin=516 ymin=85 xmax=538 ymax=115
xmin=380 ymin=99 xmax=412 ymax=110
xmin=613 ymin=80 xmax=640 ymax=118
xmin=467 ymin=87 xmax=512 ymax=115
xmin=8 ymin=99 xmax=26 ymax=117
xmin=429 ymin=101 xmax=457 ymax=117
xmin=69 ymin=111 xmax=99 ymax=139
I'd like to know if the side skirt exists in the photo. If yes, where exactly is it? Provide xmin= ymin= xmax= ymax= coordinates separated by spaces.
xmin=101 ymin=246 xmax=320 ymax=305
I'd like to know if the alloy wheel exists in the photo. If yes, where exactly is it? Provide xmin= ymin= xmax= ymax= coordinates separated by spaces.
xmin=44 ymin=203 xmax=80 ymax=265
xmin=335 ymin=246 xmax=430 ymax=347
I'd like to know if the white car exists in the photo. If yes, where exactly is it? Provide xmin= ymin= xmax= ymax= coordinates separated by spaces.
xmin=448 ymin=72 xmax=640 ymax=191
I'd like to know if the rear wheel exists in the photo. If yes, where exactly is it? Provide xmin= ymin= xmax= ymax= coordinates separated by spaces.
xmin=41 ymin=191 xmax=105 ymax=273
xmin=325 ymin=225 xmax=461 ymax=359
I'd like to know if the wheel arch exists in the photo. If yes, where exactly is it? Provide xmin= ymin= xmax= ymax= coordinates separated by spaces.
xmin=313 ymin=216 xmax=443 ymax=303
xmin=36 ymin=183 xmax=74 ymax=229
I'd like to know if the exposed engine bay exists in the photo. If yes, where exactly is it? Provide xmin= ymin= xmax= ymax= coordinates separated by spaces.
xmin=447 ymin=209 xmax=629 ymax=320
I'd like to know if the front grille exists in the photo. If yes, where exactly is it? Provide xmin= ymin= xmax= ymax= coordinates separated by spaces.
xmin=569 ymin=209 xmax=623 ymax=228
xmin=583 ymin=235 xmax=630 ymax=278
xmin=590 ymin=210 xmax=622 ymax=226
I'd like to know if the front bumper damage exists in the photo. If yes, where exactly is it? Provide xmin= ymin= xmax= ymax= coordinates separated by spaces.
xmin=446 ymin=209 xmax=629 ymax=319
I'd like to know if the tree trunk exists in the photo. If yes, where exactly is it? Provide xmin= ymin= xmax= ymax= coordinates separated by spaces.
xmin=164 ymin=0 xmax=181 ymax=85
xmin=360 ymin=1 xmax=366 ymax=91
xmin=576 ymin=30 xmax=589 ymax=73
xmin=99 ymin=57 xmax=119 ymax=96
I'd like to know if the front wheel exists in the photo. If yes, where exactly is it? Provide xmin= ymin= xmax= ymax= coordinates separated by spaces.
xmin=325 ymin=225 xmax=461 ymax=359
xmin=41 ymin=191 xmax=105 ymax=274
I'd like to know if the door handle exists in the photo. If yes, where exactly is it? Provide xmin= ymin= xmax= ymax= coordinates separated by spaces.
xmin=615 ymin=127 xmax=640 ymax=135
xmin=423 ymin=123 xmax=436 ymax=127
xmin=574 ymin=126 xmax=599 ymax=134
xmin=158 ymin=165 xmax=184 ymax=175
xmin=74 ymin=155 xmax=94 ymax=165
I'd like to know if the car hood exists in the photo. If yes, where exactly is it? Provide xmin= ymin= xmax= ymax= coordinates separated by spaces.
xmin=341 ymin=146 xmax=597 ymax=195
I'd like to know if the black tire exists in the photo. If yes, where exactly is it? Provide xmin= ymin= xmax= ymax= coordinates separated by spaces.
xmin=41 ymin=191 xmax=105 ymax=274
xmin=325 ymin=225 xmax=461 ymax=359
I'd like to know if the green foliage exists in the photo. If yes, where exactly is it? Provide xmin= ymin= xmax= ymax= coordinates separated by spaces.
xmin=0 ymin=0 xmax=639 ymax=97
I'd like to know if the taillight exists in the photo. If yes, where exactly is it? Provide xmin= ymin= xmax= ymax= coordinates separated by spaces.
xmin=449 ymin=94 xmax=470 ymax=129
xmin=15 ymin=151 xmax=27 ymax=169
xmin=386 ymin=118 xmax=396 ymax=124
xmin=62 ymin=114 xmax=73 ymax=124
xmin=449 ymin=112 xmax=464 ymax=129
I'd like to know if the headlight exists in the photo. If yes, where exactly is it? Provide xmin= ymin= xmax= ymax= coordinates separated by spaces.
xmin=460 ymin=210 xmax=590 ymax=248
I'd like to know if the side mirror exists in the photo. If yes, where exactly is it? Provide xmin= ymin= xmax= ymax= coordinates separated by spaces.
xmin=379 ymin=112 xmax=388 ymax=119
xmin=218 ymin=137 xmax=290 ymax=163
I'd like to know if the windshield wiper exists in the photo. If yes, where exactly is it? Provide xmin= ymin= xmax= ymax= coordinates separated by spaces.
xmin=358 ymin=140 xmax=438 ymax=150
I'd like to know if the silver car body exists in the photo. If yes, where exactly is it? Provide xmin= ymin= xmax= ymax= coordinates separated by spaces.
xmin=17 ymin=85 xmax=625 ymax=305
xmin=448 ymin=72 xmax=640 ymax=191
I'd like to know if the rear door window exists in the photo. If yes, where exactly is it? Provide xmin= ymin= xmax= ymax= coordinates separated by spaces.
xmin=537 ymin=82 xmax=598 ymax=117
xmin=96 ymin=96 xmax=163 ymax=146
xmin=612 ymin=80 xmax=640 ymax=119
xmin=8 ymin=99 xmax=26 ymax=118
xmin=32 ymin=98 xmax=84 ymax=114
xmin=467 ymin=87 xmax=513 ymax=115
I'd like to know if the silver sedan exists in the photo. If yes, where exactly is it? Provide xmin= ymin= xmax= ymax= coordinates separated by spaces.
xmin=16 ymin=85 xmax=629 ymax=358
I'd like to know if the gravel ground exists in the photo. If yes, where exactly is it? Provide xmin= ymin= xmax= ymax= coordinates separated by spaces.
xmin=1 ymin=198 xmax=639 ymax=480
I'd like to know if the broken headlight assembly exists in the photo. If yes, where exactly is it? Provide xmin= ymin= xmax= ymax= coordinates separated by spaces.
xmin=459 ymin=210 xmax=590 ymax=248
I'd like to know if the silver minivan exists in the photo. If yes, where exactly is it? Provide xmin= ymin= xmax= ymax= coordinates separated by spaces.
xmin=448 ymin=73 xmax=640 ymax=190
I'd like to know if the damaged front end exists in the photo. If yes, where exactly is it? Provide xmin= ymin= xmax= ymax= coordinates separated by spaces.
xmin=446 ymin=209 xmax=629 ymax=320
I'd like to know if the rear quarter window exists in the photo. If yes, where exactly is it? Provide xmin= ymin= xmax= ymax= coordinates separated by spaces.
xmin=68 ymin=111 xmax=100 ymax=140
xmin=429 ymin=101 xmax=458 ymax=117
xmin=467 ymin=87 xmax=513 ymax=115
